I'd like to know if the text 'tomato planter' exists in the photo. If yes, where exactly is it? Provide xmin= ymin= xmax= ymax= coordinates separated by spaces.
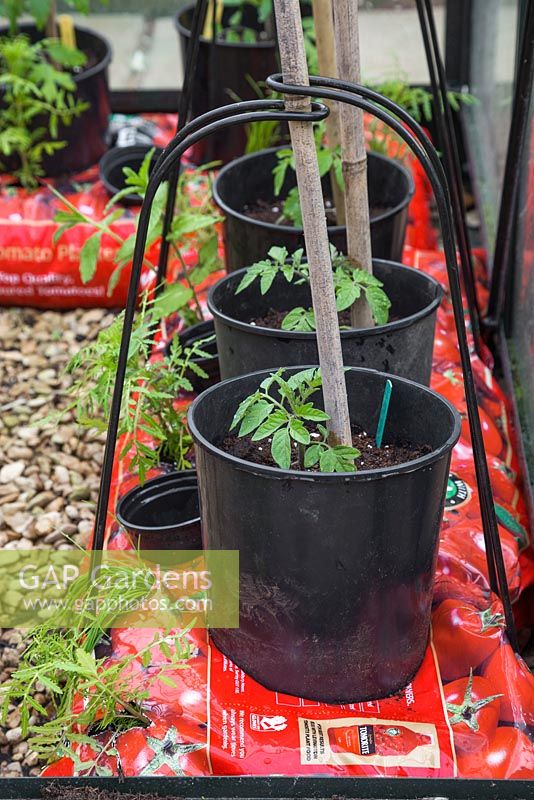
xmin=189 ymin=367 xmax=461 ymax=702
xmin=209 ymin=260 xmax=442 ymax=385
xmin=213 ymin=147 xmax=414 ymax=268
xmin=116 ymin=471 xmax=201 ymax=551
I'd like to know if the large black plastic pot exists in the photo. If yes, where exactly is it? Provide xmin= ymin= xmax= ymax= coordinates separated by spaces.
xmin=213 ymin=148 xmax=414 ymax=268
xmin=175 ymin=4 xmax=278 ymax=165
xmin=0 ymin=25 xmax=112 ymax=177
xmin=189 ymin=367 xmax=460 ymax=702
xmin=166 ymin=319 xmax=221 ymax=394
xmin=116 ymin=471 xmax=201 ymax=551
xmin=209 ymin=260 xmax=442 ymax=385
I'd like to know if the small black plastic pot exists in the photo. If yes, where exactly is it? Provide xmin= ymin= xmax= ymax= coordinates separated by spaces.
xmin=175 ymin=4 xmax=278 ymax=165
xmin=99 ymin=145 xmax=163 ymax=204
xmin=0 ymin=24 xmax=112 ymax=177
xmin=213 ymin=147 xmax=415 ymax=268
xmin=189 ymin=367 xmax=460 ymax=703
xmin=116 ymin=471 xmax=201 ymax=551
xmin=166 ymin=319 xmax=220 ymax=394
xmin=209 ymin=260 xmax=442 ymax=385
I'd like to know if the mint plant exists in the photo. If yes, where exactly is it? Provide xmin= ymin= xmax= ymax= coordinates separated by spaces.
xmin=0 ymin=34 xmax=88 ymax=187
xmin=230 ymin=368 xmax=360 ymax=471
xmin=236 ymin=245 xmax=391 ymax=328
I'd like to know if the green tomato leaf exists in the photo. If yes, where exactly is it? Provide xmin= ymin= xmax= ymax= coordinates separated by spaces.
xmin=251 ymin=408 xmax=287 ymax=440
xmin=281 ymin=306 xmax=315 ymax=332
xmin=151 ymin=283 xmax=193 ymax=320
xmin=319 ymin=448 xmax=337 ymax=472
xmin=365 ymin=284 xmax=391 ymax=326
xmin=79 ymin=230 xmax=102 ymax=284
xmin=239 ymin=398 xmax=274 ymax=436
xmin=289 ymin=418 xmax=310 ymax=445
xmin=271 ymin=427 xmax=291 ymax=470
xmin=304 ymin=443 xmax=321 ymax=467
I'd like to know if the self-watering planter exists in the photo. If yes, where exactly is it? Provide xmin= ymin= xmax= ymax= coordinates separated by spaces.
xmin=213 ymin=147 xmax=414 ymax=269
xmin=167 ymin=319 xmax=220 ymax=394
xmin=100 ymin=145 xmax=163 ymax=205
xmin=188 ymin=366 xmax=461 ymax=702
xmin=116 ymin=471 xmax=201 ymax=551
xmin=174 ymin=4 xmax=278 ymax=164
xmin=0 ymin=24 xmax=112 ymax=177
xmin=209 ymin=259 xmax=442 ymax=385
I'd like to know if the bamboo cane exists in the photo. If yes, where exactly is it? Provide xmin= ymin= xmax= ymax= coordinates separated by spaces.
xmin=45 ymin=0 xmax=57 ymax=38
xmin=333 ymin=0 xmax=374 ymax=328
xmin=272 ymin=0 xmax=352 ymax=447
xmin=311 ymin=0 xmax=345 ymax=225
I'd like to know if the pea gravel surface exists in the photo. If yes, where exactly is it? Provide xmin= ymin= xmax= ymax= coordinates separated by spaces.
xmin=0 ymin=306 xmax=114 ymax=777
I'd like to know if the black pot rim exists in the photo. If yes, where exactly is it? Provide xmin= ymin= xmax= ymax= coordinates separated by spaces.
xmin=213 ymin=146 xmax=416 ymax=232
xmin=3 ymin=23 xmax=114 ymax=82
xmin=116 ymin=471 xmax=200 ymax=534
xmin=174 ymin=4 xmax=276 ymax=49
xmin=99 ymin=145 xmax=163 ymax=203
xmin=188 ymin=365 xmax=461 ymax=481
xmin=208 ymin=259 xmax=443 ymax=339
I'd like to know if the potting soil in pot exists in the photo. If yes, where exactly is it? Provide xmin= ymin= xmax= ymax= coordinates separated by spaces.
xmin=42 ymin=238 xmax=534 ymax=780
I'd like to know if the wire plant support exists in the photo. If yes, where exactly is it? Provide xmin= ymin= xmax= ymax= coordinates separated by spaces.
xmin=415 ymin=0 xmax=483 ymax=360
xmin=90 ymin=76 xmax=519 ymax=652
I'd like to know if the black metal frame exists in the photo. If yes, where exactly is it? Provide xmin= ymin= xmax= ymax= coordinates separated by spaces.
xmin=416 ymin=0 xmax=483 ymax=359
xmin=0 ymin=776 xmax=532 ymax=799
xmin=485 ymin=0 xmax=534 ymax=329
xmin=90 ymin=75 xmax=519 ymax=660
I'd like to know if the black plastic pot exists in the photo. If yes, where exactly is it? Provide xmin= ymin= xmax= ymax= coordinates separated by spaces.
xmin=166 ymin=319 xmax=220 ymax=394
xmin=175 ymin=4 xmax=278 ymax=165
xmin=116 ymin=471 xmax=201 ymax=551
xmin=189 ymin=366 xmax=460 ymax=702
xmin=209 ymin=260 xmax=442 ymax=385
xmin=99 ymin=145 xmax=163 ymax=204
xmin=213 ymin=147 xmax=415 ymax=268
xmin=0 ymin=24 xmax=112 ymax=177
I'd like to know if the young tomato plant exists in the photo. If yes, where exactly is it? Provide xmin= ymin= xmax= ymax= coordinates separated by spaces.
xmin=272 ymin=122 xmax=342 ymax=226
xmin=49 ymin=291 xmax=214 ymax=483
xmin=230 ymin=368 xmax=360 ymax=471
xmin=51 ymin=148 xmax=223 ymax=313
xmin=236 ymin=245 xmax=391 ymax=328
xmin=0 ymin=557 xmax=193 ymax=769
xmin=0 ymin=34 xmax=88 ymax=187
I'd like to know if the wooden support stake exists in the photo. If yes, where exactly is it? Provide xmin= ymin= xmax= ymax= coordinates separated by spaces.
xmin=273 ymin=0 xmax=352 ymax=447
xmin=333 ymin=0 xmax=374 ymax=328
xmin=311 ymin=0 xmax=345 ymax=225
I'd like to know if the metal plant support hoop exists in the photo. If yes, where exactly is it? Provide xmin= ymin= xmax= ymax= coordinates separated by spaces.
xmin=154 ymin=0 xmax=209 ymax=294
xmin=90 ymin=77 xmax=518 ymax=651
xmin=415 ymin=0 xmax=483 ymax=359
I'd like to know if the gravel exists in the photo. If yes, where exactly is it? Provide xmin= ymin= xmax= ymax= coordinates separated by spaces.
xmin=0 ymin=306 xmax=114 ymax=777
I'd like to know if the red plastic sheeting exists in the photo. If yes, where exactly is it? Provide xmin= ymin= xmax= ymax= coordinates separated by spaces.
xmin=43 ymin=256 xmax=534 ymax=781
